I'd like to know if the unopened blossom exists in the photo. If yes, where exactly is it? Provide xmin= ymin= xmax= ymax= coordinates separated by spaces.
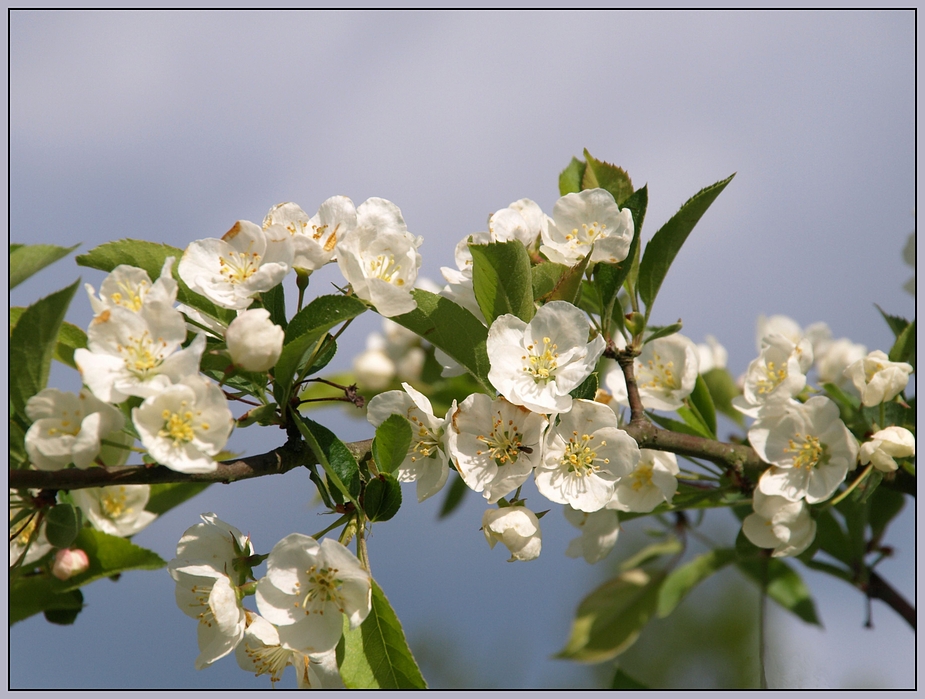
xmin=75 ymin=302 xmax=205 ymax=403
xmin=482 ymin=506 xmax=542 ymax=562
xmin=859 ymin=426 xmax=915 ymax=473
xmin=263 ymin=197 xmax=357 ymax=273
xmin=447 ymin=394 xmax=547 ymax=504
xmin=225 ymin=309 xmax=285 ymax=372
xmin=844 ymin=350 xmax=913 ymax=407
xmin=605 ymin=334 xmax=699 ymax=412
xmin=563 ymin=506 xmax=620 ymax=564
xmin=366 ymin=383 xmax=451 ymax=502
xmin=696 ymin=335 xmax=728 ymax=374
xmin=336 ymin=198 xmax=422 ymax=317
xmin=51 ymin=548 xmax=90 ymax=580
xmin=255 ymin=534 xmax=371 ymax=654
xmin=179 ymin=220 xmax=293 ymax=311
xmin=814 ymin=338 xmax=867 ymax=388
xmin=133 ymin=375 xmax=234 ymax=474
xmin=537 ymin=399 xmax=640 ymax=512
xmin=742 ymin=490 xmax=816 ymax=558
xmin=608 ymin=449 xmax=679 ymax=513
xmin=751 ymin=397 xmax=859 ymax=503
xmin=168 ymin=513 xmax=254 ymax=669
xmin=733 ymin=334 xmax=813 ymax=417
xmin=506 ymin=198 xmax=554 ymax=253
xmin=71 ymin=485 xmax=157 ymax=537
xmin=540 ymin=188 xmax=634 ymax=266
xmin=236 ymin=611 xmax=343 ymax=689
xmin=24 ymin=388 xmax=127 ymax=470
xmin=487 ymin=301 xmax=605 ymax=414
xmin=85 ymin=257 xmax=178 ymax=316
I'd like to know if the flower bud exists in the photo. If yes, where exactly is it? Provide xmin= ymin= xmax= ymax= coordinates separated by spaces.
xmin=225 ymin=309 xmax=284 ymax=372
xmin=51 ymin=548 xmax=90 ymax=580
xmin=859 ymin=426 xmax=915 ymax=472
xmin=482 ymin=506 xmax=542 ymax=561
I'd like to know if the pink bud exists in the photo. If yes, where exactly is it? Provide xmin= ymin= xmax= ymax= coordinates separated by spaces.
xmin=52 ymin=548 xmax=90 ymax=580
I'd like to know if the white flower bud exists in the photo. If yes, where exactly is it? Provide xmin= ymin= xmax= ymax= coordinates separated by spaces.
xmin=225 ymin=309 xmax=284 ymax=372
xmin=482 ymin=506 xmax=542 ymax=562
xmin=859 ymin=426 xmax=915 ymax=472
xmin=51 ymin=548 xmax=90 ymax=580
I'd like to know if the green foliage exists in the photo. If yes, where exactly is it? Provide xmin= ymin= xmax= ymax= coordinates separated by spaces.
xmin=372 ymin=415 xmax=412 ymax=475
xmin=392 ymin=289 xmax=492 ymax=392
xmin=293 ymin=413 xmax=362 ymax=508
xmin=875 ymin=303 xmax=909 ymax=337
xmin=657 ymin=548 xmax=737 ymax=618
xmin=686 ymin=374 xmax=718 ymax=438
xmin=611 ymin=668 xmax=649 ymax=689
xmin=364 ymin=474 xmax=403 ymax=522
xmin=556 ymin=568 xmax=667 ymax=663
xmin=569 ymin=372 xmax=599 ymax=401
xmin=9 ymin=280 xmax=80 ymax=415
xmin=544 ymin=252 xmax=592 ymax=305
xmin=261 ymin=282 xmax=288 ymax=330
xmin=558 ymin=157 xmax=586 ymax=195
xmin=146 ymin=483 xmax=212 ymax=515
xmin=736 ymin=557 xmax=820 ymax=626
xmin=531 ymin=261 xmax=569 ymax=301
xmin=637 ymin=173 xmax=735 ymax=315
xmin=889 ymin=318 xmax=915 ymax=369
xmin=44 ymin=504 xmax=83 ymax=548
xmin=340 ymin=580 xmax=428 ymax=688
xmin=438 ymin=475 xmax=469 ymax=519
xmin=581 ymin=149 xmax=634 ymax=205
xmin=643 ymin=321 xmax=683 ymax=344
xmin=10 ymin=242 xmax=80 ymax=289
xmin=470 ymin=240 xmax=535 ymax=324
xmin=701 ymin=368 xmax=744 ymax=427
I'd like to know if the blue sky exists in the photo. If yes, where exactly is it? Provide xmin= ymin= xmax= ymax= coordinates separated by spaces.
xmin=9 ymin=10 xmax=916 ymax=689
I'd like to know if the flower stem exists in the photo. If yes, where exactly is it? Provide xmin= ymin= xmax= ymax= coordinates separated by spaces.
xmin=828 ymin=464 xmax=873 ymax=507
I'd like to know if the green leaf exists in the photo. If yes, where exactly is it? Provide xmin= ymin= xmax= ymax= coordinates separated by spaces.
xmin=889 ymin=319 xmax=915 ymax=369
xmin=340 ymin=579 xmax=427 ymax=688
xmin=438 ymin=474 xmax=469 ymax=519
xmin=44 ymin=590 xmax=85 ymax=625
xmin=657 ymin=548 xmax=736 ymax=618
xmin=470 ymin=241 xmax=535 ymax=324
xmin=702 ymin=368 xmax=744 ymax=426
xmin=737 ymin=558 xmax=820 ymax=625
xmin=569 ymin=372 xmax=599 ymax=402
xmin=556 ymin=568 xmax=666 ymax=663
xmin=532 ymin=262 xmax=569 ymax=301
xmin=60 ymin=528 xmax=166 ymax=591
xmin=812 ymin=509 xmax=852 ymax=566
xmin=77 ymin=239 xmax=234 ymax=324
xmin=559 ymin=156 xmax=587 ymax=195
xmin=274 ymin=295 xmax=368 ymax=404
xmin=611 ymin=668 xmax=649 ymax=690
xmin=822 ymin=381 xmax=861 ymax=413
xmin=9 ymin=280 xmax=80 ymax=415
xmin=10 ymin=577 xmax=85 ymax=626
xmin=9 ymin=419 xmax=28 ymax=470
xmin=9 ymin=308 xmax=86 ymax=371
xmin=372 ymin=415 xmax=413 ymax=475
xmin=261 ymin=282 xmax=287 ymax=330
xmin=544 ymin=251 xmax=592 ymax=306
xmin=364 ymin=474 xmax=403 ymax=523
xmin=617 ymin=538 xmax=683 ymax=572
xmin=687 ymin=374 xmax=717 ymax=438
xmin=643 ymin=322 xmax=683 ymax=344
xmin=10 ymin=242 xmax=80 ymax=288
xmin=582 ymin=149 xmax=634 ymax=205
xmin=638 ymin=173 xmax=735 ymax=313
xmin=293 ymin=413 xmax=362 ymax=507
xmin=645 ymin=411 xmax=708 ymax=439
xmin=44 ymin=504 xmax=82 ymax=548
xmin=875 ymin=304 xmax=909 ymax=338
xmin=146 ymin=482 xmax=212 ymax=516
xmin=392 ymin=289 xmax=492 ymax=391
xmin=868 ymin=486 xmax=906 ymax=543
xmin=675 ymin=405 xmax=714 ymax=440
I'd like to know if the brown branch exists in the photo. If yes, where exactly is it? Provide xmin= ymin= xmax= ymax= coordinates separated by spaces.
xmin=866 ymin=570 xmax=916 ymax=630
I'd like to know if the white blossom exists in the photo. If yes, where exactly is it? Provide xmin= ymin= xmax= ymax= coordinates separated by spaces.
xmin=71 ymin=485 xmax=157 ymax=537
xmin=696 ymin=335 xmax=728 ymax=373
xmin=608 ymin=449 xmax=679 ymax=513
xmin=756 ymin=315 xmax=830 ymax=357
xmin=563 ymin=506 xmax=620 ymax=564
xmin=236 ymin=611 xmax=343 ymax=689
xmin=366 ymin=383 xmax=450 ymax=502
xmin=255 ymin=534 xmax=371 ymax=653
xmin=487 ymin=301 xmax=605 ymax=414
xmin=751 ymin=397 xmax=859 ymax=503
xmin=85 ymin=257 xmax=178 ymax=316
xmin=179 ymin=220 xmax=293 ymax=310
xmin=844 ymin=350 xmax=913 ymax=407
xmin=263 ymin=197 xmax=357 ymax=273
xmin=9 ymin=497 xmax=53 ymax=568
xmin=536 ymin=399 xmax=640 ymax=512
xmin=24 ymin=388 xmax=127 ymax=470
xmin=859 ymin=426 xmax=915 ymax=473
xmin=733 ymin=333 xmax=813 ymax=418
xmin=742 ymin=490 xmax=816 ymax=558
xmin=814 ymin=338 xmax=868 ymax=388
xmin=225 ymin=308 xmax=285 ymax=372
xmin=447 ymin=394 xmax=547 ymax=504
xmin=482 ymin=506 xmax=542 ymax=562
xmin=133 ymin=375 xmax=234 ymax=474
xmin=540 ymin=188 xmax=634 ymax=266
xmin=606 ymin=334 xmax=699 ymax=412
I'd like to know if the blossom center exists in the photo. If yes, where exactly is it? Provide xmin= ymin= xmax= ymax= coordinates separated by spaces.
xmin=367 ymin=253 xmax=406 ymax=286
xmin=523 ymin=337 xmax=559 ymax=383
xmin=756 ymin=360 xmax=787 ymax=394
xmin=159 ymin=404 xmax=197 ymax=444
xmin=218 ymin=248 xmax=262 ymax=284
xmin=295 ymin=565 xmax=345 ymax=615
xmin=119 ymin=331 xmax=167 ymax=377
xmin=638 ymin=352 xmax=679 ymax=391
xmin=785 ymin=433 xmax=825 ymax=470
xmin=566 ymin=221 xmax=607 ymax=246
xmin=630 ymin=463 xmax=654 ymax=491
xmin=312 ymin=222 xmax=340 ymax=252
xmin=408 ymin=413 xmax=441 ymax=462
xmin=243 ymin=640 xmax=292 ymax=684
xmin=100 ymin=486 xmax=134 ymax=519
xmin=561 ymin=431 xmax=610 ymax=476
xmin=110 ymin=280 xmax=148 ymax=312
xmin=475 ymin=415 xmax=526 ymax=466
xmin=864 ymin=361 xmax=884 ymax=383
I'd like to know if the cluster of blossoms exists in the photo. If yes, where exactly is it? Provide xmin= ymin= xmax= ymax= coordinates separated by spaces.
xmin=369 ymin=189 xmax=688 ymax=564
xmin=736 ymin=315 xmax=914 ymax=556
xmin=167 ymin=513 xmax=370 ymax=688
